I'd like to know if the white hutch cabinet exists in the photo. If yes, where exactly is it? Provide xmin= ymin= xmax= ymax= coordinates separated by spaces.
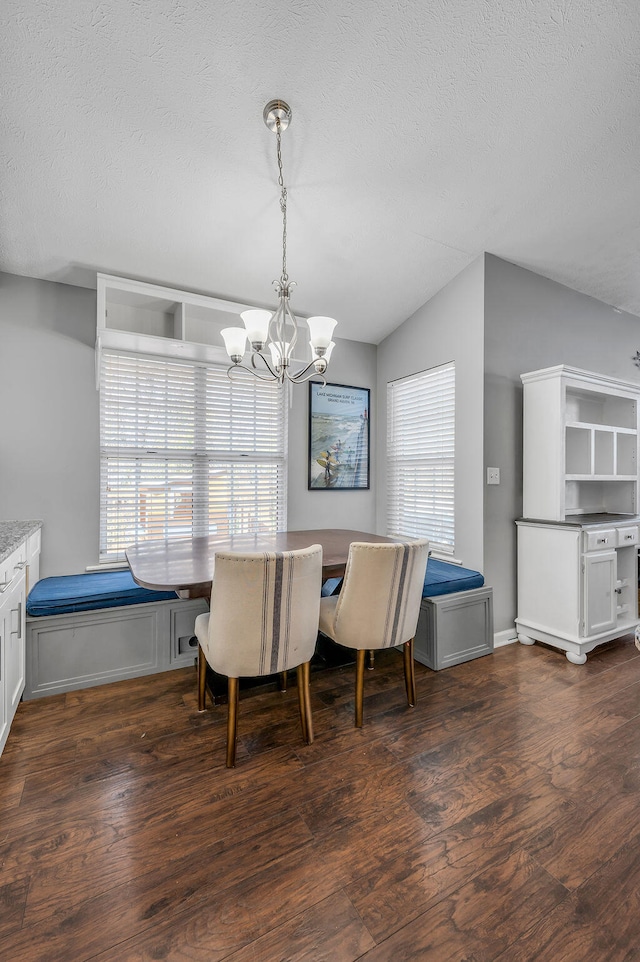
xmin=516 ymin=366 xmax=640 ymax=664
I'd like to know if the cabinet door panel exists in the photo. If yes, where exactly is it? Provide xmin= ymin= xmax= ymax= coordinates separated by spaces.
xmin=0 ymin=608 xmax=8 ymax=750
xmin=6 ymin=573 xmax=25 ymax=712
xmin=584 ymin=551 xmax=617 ymax=635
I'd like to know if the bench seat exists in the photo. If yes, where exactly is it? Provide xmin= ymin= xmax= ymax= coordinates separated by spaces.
xmin=322 ymin=557 xmax=485 ymax=600
xmin=25 ymin=570 xmax=207 ymax=699
xmin=416 ymin=558 xmax=493 ymax=671
xmin=26 ymin=570 xmax=177 ymax=616
xmin=421 ymin=557 xmax=484 ymax=596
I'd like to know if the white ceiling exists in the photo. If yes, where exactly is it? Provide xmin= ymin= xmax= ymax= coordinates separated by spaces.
xmin=2 ymin=0 xmax=640 ymax=344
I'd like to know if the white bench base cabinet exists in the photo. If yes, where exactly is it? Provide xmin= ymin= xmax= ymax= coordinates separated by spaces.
xmin=414 ymin=586 xmax=494 ymax=671
xmin=24 ymin=597 xmax=208 ymax=700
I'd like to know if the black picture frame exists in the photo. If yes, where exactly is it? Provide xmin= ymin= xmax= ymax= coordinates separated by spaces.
xmin=308 ymin=382 xmax=370 ymax=490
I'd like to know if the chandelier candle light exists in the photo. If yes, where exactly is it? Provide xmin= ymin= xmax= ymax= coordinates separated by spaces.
xmin=221 ymin=100 xmax=337 ymax=384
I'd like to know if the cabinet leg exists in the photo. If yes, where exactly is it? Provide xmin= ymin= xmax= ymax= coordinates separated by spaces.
xmin=566 ymin=650 xmax=587 ymax=665
xmin=518 ymin=635 xmax=535 ymax=646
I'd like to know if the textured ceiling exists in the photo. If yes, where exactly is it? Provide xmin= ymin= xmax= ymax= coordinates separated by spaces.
xmin=2 ymin=0 xmax=640 ymax=344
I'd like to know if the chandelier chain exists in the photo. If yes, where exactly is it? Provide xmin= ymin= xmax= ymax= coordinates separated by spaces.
xmin=275 ymin=120 xmax=288 ymax=285
xmin=221 ymin=100 xmax=335 ymax=387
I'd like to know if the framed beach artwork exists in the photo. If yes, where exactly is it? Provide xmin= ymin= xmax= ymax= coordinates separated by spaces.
xmin=308 ymin=382 xmax=370 ymax=490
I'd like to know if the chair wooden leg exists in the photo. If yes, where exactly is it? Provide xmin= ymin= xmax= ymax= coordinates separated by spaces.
xmin=296 ymin=664 xmax=307 ymax=743
xmin=279 ymin=670 xmax=288 ymax=692
xmin=404 ymin=638 xmax=416 ymax=707
xmin=303 ymin=662 xmax=313 ymax=744
xmin=297 ymin=662 xmax=314 ymax=744
xmin=226 ymin=677 xmax=239 ymax=768
xmin=368 ymin=650 xmax=375 ymax=670
xmin=355 ymin=649 xmax=366 ymax=727
xmin=197 ymin=644 xmax=207 ymax=711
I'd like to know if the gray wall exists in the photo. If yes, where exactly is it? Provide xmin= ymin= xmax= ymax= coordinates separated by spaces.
xmin=484 ymin=254 xmax=640 ymax=633
xmin=0 ymin=272 xmax=99 ymax=577
xmin=376 ymin=255 xmax=486 ymax=571
xmin=0 ymin=272 xmax=376 ymax=577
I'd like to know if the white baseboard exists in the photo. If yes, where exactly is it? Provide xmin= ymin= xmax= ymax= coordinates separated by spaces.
xmin=494 ymin=627 xmax=518 ymax=648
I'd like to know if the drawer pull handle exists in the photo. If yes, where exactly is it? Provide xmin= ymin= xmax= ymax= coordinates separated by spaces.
xmin=597 ymin=538 xmax=607 ymax=544
xmin=0 ymin=579 xmax=12 ymax=593
xmin=14 ymin=561 xmax=27 ymax=570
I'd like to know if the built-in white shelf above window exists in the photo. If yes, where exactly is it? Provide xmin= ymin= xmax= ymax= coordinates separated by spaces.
xmin=95 ymin=273 xmax=256 ymax=383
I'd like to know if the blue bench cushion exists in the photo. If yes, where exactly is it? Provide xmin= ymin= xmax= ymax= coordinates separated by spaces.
xmin=322 ymin=559 xmax=483 ymax=602
xmin=27 ymin=570 xmax=177 ymax=616
xmin=423 ymin=558 xmax=484 ymax=597
xmin=321 ymin=577 xmax=342 ymax=597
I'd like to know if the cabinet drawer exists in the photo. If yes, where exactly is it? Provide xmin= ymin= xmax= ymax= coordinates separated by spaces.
xmin=0 ymin=544 xmax=27 ymax=590
xmin=585 ymin=529 xmax=616 ymax=551
xmin=616 ymin=526 xmax=639 ymax=547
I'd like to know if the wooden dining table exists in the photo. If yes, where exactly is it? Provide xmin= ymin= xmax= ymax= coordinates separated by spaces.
xmin=125 ymin=528 xmax=397 ymax=599
xmin=126 ymin=528 xmax=397 ymax=701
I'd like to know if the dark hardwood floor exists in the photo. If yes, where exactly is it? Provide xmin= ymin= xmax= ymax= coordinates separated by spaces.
xmin=3 ymin=637 xmax=640 ymax=960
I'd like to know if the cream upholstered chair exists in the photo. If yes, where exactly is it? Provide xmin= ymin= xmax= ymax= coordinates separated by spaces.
xmin=319 ymin=539 xmax=429 ymax=727
xmin=194 ymin=544 xmax=323 ymax=768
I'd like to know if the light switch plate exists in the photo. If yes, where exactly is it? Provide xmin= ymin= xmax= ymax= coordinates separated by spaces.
xmin=487 ymin=467 xmax=500 ymax=485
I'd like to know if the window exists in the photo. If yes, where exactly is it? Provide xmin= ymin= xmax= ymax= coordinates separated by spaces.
xmin=99 ymin=351 xmax=287 ymax=562
xmin=387 ymin=361 xmax=455 ymax=555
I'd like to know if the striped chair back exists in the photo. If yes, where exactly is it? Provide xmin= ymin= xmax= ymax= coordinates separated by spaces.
xmin=331 ymin=540 xmax=429 ymax=650
xmin=204 ymin=544 xmax=323 ymax=678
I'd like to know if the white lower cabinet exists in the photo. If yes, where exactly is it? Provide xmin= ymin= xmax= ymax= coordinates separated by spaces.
xmin=5 ymin=569 xmax=26 ymax=716
xmin=1 ymin=539 xmax=33 ymax=754
xmin=0 ymin=606 xmax=6 ymax=751
xmin=516 ymin=518 xmax=640 ymax=664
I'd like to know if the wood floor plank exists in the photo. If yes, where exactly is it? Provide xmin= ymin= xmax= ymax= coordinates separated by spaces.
xmin=23 ymin=811 xmax=314 ymax=933
xmin=493 ymin=893 xmax=626 ymax=962
xmin=593 ymin=712 xmax=640 ymax=764
xmin=380 ymin=689 xmax=521 ymax=762
xmin=310 ymin=807 xmax=433 ymax=890
xmin=0 ymin=877 xmax=29 ymax=940
xmin=524 ymin=786 xmax=640 ymax=890
xmin=346 ymin=773 xmax=575 ymax=943
xmin=0 ymin=771 xmax=25 ymax=816
xmin=296 ymin=755 xmax=411 ymax=840
xmin=0 ymin=744 xmax=306 ymax=896
xmin=356 ymin=849 xmax=568 ymax=961
xmin=121 ymin=890 xmax=376 ymax=962
xmin=403 ymin=757 xmax=505 ymax=833
xmin=529 ymin=645 xmax=640 ymax=723
xmin=536 ymin=742 xmax=633 ymax=799
xmin=0 ymin=823 xmax=330 ymax=961
xmin=573 ymin=827 xmax=640 ymax=955
xmin=55 ymin=840 xmax=342 ymax=962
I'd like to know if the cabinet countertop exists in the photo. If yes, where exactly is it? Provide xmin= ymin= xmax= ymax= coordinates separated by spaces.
xmin=0 ymin=520 xmax=42 ymax=565
xmin=517 ymin=514 xmax=640 ymax=528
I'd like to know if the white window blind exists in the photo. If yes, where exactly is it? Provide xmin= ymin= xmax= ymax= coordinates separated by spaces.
xmin=99 ymin=351 xmax=287 ymax=562
xmin=387 ymin=361 xmax=455 ymax=554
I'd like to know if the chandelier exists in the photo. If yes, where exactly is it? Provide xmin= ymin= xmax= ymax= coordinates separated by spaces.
xmin=221 ymin=100 xmax=337 ymax=384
